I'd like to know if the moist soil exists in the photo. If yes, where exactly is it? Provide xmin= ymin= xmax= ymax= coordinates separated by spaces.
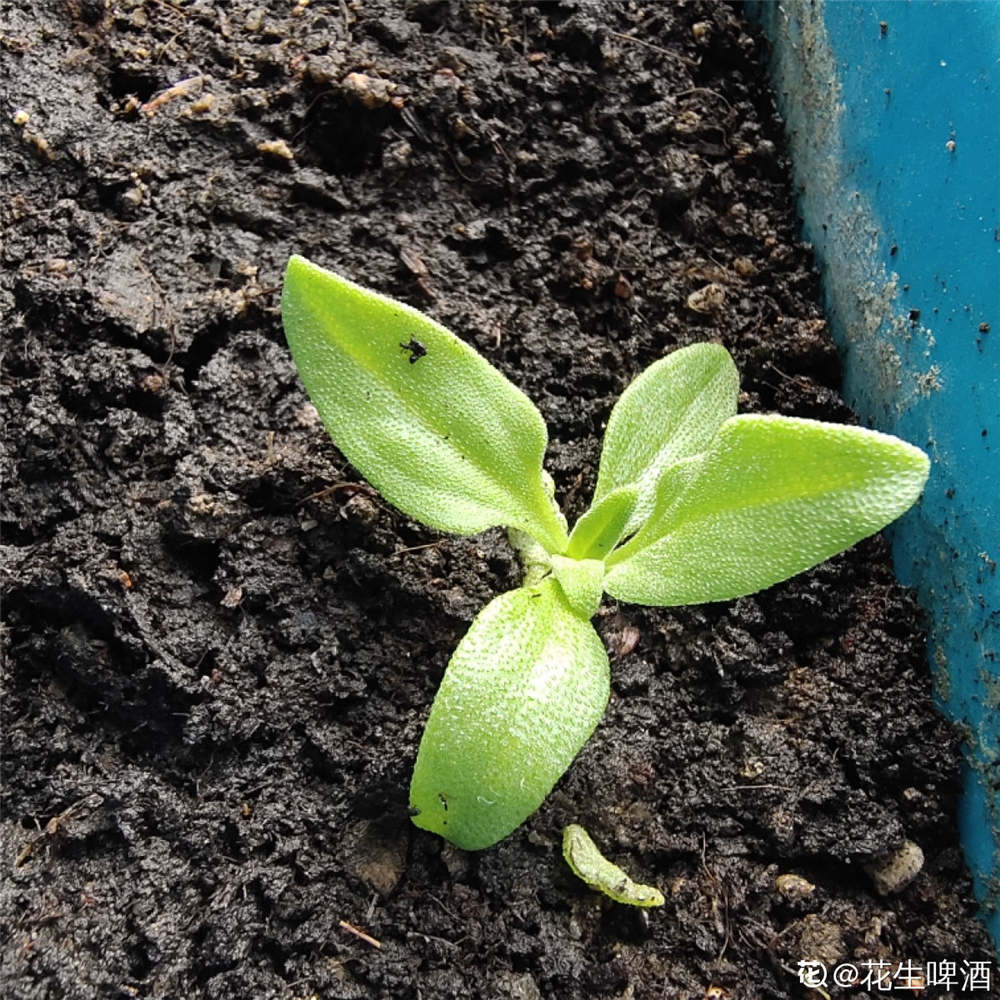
xmin=1 ymin=2 xmax=993 ymax=998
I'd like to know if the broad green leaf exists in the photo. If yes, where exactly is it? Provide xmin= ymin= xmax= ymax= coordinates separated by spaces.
xmin=604 ymin=414 xmax=930 ymax=606
xmin=594 ymin=342 xmax=739 ymax=533
xmin=566 ymin=485 xmax=638 ymax=560
xmin=281 ymin=256 xmax=568 ymax=552
xmin=550 ymin=555 xmax=605 ymax=619
xmin=410 ymin=580 xmax=609 ymax=850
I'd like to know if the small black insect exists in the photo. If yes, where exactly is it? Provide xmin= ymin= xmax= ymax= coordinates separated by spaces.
xmin=399 ymin=337 xmax=427 ymax=364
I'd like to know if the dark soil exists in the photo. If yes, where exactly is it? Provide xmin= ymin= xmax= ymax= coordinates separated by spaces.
xmin=2 ymin=2 xmax=993 ymax=998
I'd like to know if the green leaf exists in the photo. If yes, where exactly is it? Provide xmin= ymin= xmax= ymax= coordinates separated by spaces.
xmin=410 ymin=580 xmax=610 ymax=850
xmin=604 ymin=414 xmax=930 ymax=606
xmin=281 ymin=256 xmax=568 ymax=552
xmin=594 ymin=342 xmax=739 ymax=533
xmin=550 ymin=555 xmax=605 ymax=619
xmin=566 ymin=485 xmax=638 ymax=560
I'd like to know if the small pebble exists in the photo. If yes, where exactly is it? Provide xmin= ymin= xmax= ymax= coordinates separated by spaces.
xmin=257 ymin=138 xmax=294 ymax=161
xmin=121 ymin=186 xmax=144 ymax=208
xmin=188 ymin=93 xmax=215 ymax=114
xmin=341 ymin=72 xmax=396 ymax=109
xmin=686 ymin=282 xmax=726 ymax=314
xmin=775 ymin=873 xmax=816 ymax=901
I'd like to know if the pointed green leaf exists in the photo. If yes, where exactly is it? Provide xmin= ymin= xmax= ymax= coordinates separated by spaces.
xmin=594 ymin=342 xmax=739 ymax=533
xmin=604 ymin=415 xmax=930 ymax=606
xmin=281 ymin=256 xmax=567 ymax=552
xmin=410 ymin=580 xmax=610 ymax=850
xmin=550 ymin=555 xmax=605 ymax=619
xmin=566 ymin=485 xmax=638 ymax=560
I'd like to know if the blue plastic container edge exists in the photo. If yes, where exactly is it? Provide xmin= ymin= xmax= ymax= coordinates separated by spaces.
xmin=747 ymin=0 xmax=1000 ymax=953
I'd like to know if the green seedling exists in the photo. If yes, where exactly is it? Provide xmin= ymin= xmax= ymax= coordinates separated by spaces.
xmin=562 ymin=824 xmax=664 ymax=907
xmin=281 ymin=255 xmax=930 ymax=851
